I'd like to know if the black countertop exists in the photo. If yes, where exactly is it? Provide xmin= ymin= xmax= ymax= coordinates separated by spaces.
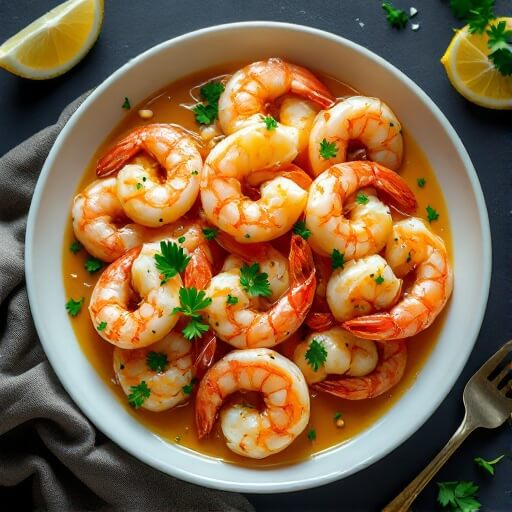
xmin=1 ymin=1 xmax=511 ymax=510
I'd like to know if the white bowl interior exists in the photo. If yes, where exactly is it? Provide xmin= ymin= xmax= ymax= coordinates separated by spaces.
xmin=26 ymin=22 xmax=491 ymax=492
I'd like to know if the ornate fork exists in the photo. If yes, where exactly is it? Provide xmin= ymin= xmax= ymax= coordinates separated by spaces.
xmin=383 ymin=339 xmax=512 ymax=512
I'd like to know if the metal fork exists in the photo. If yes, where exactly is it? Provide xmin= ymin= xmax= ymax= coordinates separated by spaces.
xmin=383 ymin=339 xmax=512 ymax=512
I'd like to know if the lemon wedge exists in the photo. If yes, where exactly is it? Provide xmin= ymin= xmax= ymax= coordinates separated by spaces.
xmin=0 ymin=0 xmax=104 ymax=80
xmin=441 ymin=17 xmax=512 ymax=109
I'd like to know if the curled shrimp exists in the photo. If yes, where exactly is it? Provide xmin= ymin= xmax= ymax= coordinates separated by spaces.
xmin=344 ymin=217 xmax=453 ymax=340
xmin=114 ymin=331 xmax=193 ymax=411
xmin=294 ymin=327 xmax=379 ymax=385
xmin=279 ymin=96 xmax=321 ymax=153
xmin=218 ymin=57 xmax=334 ymax=135
xmin=96 ymin=124 xmax=202 ymax=227
xmin=89 ymin=245 xmax=182 ymax=349
xmin=314 ymin=341 xmax=407 ymax=399
xmin=304 ymin=161 xmax=417 ymax=259
xmin=327 ymin=254 xmax=402 ymax=322
xmin=203 ymin=235 xmax=316 ymax=348
xmin=195 ymin=348 xmax=310 ymax=459
xmin=200 ymin=123 xmax=310 ymax=243
xmin=309 ymin=96 xmax=403 ymax=176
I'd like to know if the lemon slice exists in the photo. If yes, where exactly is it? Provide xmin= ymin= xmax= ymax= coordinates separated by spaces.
xmin=0 ymin=0 xmax=104 ymax=80
xmin=441 ymin=17 xmax=512 ymax=110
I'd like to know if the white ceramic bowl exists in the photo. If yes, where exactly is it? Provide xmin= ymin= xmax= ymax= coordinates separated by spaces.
xmin=26 ymin=22 xmax=491 ymax=493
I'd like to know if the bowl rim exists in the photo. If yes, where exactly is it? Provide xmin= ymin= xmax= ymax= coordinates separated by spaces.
xmin=25 ymin=21 xmax=492 ymax=493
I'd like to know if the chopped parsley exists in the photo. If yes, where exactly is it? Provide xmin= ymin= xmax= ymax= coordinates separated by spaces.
xmin=426 ymin=205 xmax=440 ymax=223
xmin=178 ymin=236 xmax=186 ymax=244
xmin=193 ymin=104 xmax=218 ymax=125
xmin=84 ymin=256 xmax=103 ymax=273
xmin=375 ymin=274 xmax=385 ymax=285
xmin=173 ymin=287 xmax=212 ymax=340
xmin=239 ymin=263 xmax=271 ymax=297
xmin=226 ymin=294 xmax=239 ymax=305
xmin=127 ymin=381 xmax=151 ymax=409
xmin=122 ymin=97 xmax=131 ymax=110
xmin=382 ymin=1 xmax=409 ymax=29
xmin=305 ymin=338 xmax=328 ymax=372
xmin=261 ymin=114 xmax=278 ymax=130
xmin=69 ymin=241 xmax=82 ymax=253
xmin=200 ymin=81 xmax=225 ymax=104
xmin=191 ymin=170 xmax=199 ymax=175
xmin=319 ymin=138 xmax=338 ymax=160
xmin=487 ymin=20 xmax=512 ymax=76
xmin=182 ymin=377 xmax=198 ymax=395
xmin=437 ymin=480 xmax=480 ymax=512
xmin=202 ymin=227 xmax=218 ymax=240
xmin=406 ymin=251 xmax=412 ymax=263
xmin=474 ymin=454 xmax=504 ymax=475
xmin=331 ymin=249 xmax=345 ymax=270
xmin=356 ymin=193 xmax=369 ymax=205
xmin=146 ymin=351 xmax=168 ymax=373
xmin=333 ymin=412 xmax=343 ymax=421
xmin=192 ymin=81 xmax=225 ymax=125
xmin=136 ymin=182 xmax=143 ymax=190
xmin=417 ymin=177 xmax=426 ymax=188
xmin=292 ymin=220 xmax=311 ymax=240
xmin=307 ymin=429 xmax=317 ymax=441
xmin=97 ymin=321 xmax=107 ymax=332
xmin=154 ymin=240 xmax=190 ymax=284
xmin=65 ymin=297 xmax=84 ymax=317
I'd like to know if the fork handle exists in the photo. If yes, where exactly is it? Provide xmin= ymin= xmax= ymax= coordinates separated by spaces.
xmin=382 ymin=413 xmax=477 ymax=512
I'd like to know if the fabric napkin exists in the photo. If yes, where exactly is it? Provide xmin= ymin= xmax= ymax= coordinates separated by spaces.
xmin=0 ymin=94 xmax=254 ymax=512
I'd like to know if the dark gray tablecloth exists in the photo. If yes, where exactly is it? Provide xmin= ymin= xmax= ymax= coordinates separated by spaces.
xmin=0 ymin=94 xmax=254 ymax=512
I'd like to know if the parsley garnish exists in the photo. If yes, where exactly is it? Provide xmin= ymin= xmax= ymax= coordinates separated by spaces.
xmin=450 ymin=0 xmax=495 ymax=33
xmin=331 ymin=249 xmax=345 ymax=270
xmin=333 ymin=412 xmax=343 ymax=421
xmin=406 ymin=251 xmax=412 ymax=263
xmin=154 ymin=240 xmax=190 ymax=284
xmin=178 ymin=236 xmax=186 ymax=244
xmin=437 ymin=481 xmax=481 ymax=512
xmin=127 ymin=381 xmax=151 ymax=409
xmin=173 ymin=287 xmax=212 ymax=340
xmin=426 ymin=205 xmax=440 ymax=223
xmin=293 ymin=220 xmax=311 ymax=240
xmin=136 ymin=182 xmax=143 ymax=190
xmin=356 ymin=193 xmax=369 ymax=205
xmin=239 ymin=263 xmax=271 ymax=297
xmin=375 ymin=274 xmax=385 ymax=285
xmin=192 ymin=81 xmax=225 ymax=125
xmin=182 ymin=377 xmax=198 ymax=395
xmin=65 ymin=297 xmax=84 ymax=317
xmin=69 ymin=241 xmax=82 ymax=253
xmin=202 ymin=227 xmax=218 ymax=240
xmin=417 ymin=177 xmax=426 ymax=188
xmin=226 ymin=294 xmax=239 ymax=305
xmin=261 ymin=115 xmax=278 ymax=131
xmin=97 ymin=321 xmax=107 ymax=332
xmin=382 ymin=2 xmax=409 ymax=29
xmin=191 ymin=170 xmax=199 ymax=175
xmin=474 ymin=454 xmax=504 ymax=475
xmin=487 ymin=21 xmax=512 ymax=76
xmin=84 ymin=256 xmax=103 ymax=273
xmin=319 ymin=138 xmax=338 ymax=160
xmin=200 ymin=81 xmax=225 ymax=104
xmin=305 ymin=338 xmax=328 ymax=372
xmin=193 ymin=104 xmax=218 ymax=125
xmin=307 ymin=429 xmax=317 ymax=441
xmin=146 ymin=351 xmax=168 ymax=373
xmin=122 ymin=97 xmax=131 ymax=110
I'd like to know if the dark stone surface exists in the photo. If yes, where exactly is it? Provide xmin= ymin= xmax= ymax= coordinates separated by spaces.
xmin=1 ymin=1 xmax=511 ymax=510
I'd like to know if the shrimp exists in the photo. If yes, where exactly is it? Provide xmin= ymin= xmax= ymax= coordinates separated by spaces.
xmin=305 ymin=254 xmax=336 ymax=331
xmin=113 ymin=331 xmax=193 ymax=411
xmin=344 ymin=217 xmax=453 ymax=340
xmin=200 ymin=123 xmax=309 ymax=243
xmin=327 ymin=254 xmax=402 ymax=322
xmin=72 ymin=178 xmax=151 ymax=261
xmin=294 ymin=327 xmax=379 ymax=385
xmin=195 ymin=348 xmax=310 ymax=459
xmin=89 ymin=245 xmax=182 ymax=349
xmin=279 ymin=96 xmax=321 ymax=153
xmin=95 ymin=124 xmax=202 ymax=227
xmin=218 ymin=57 xmax=335 ymax=136
xmin=314 ymin=341 xmax=407 ymax=400
xmin=304 ymin=161 xmax=417 ymax=259
xmin=203 ymin=235 xmax=316 ymax=348
xmin=309 ymin=96 xmax=403 ymax=176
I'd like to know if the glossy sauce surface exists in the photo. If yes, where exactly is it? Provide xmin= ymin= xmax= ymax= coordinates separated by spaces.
xmin=62 ymin=64 xmax=452 ymax=466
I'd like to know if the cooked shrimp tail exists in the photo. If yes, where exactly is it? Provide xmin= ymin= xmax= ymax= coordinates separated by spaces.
xmin=96 ymin=131 xmax=145 ymax=177
xmin=191 ymin=330 xmax=217 ymax=380
xmin=288 ymin=63 xmax=335 ymax=108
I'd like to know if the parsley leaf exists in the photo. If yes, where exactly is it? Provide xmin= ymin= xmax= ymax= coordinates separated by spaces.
xmin=356 ymin=193 xmax=369 ymax=205
xmin=293 ymin=220 xmax=311 ymax=240
xmin=307 ymin=428 xmax=317 ymax=441
xmin=331 ymin=249 xmax=345 ymax=270
xmin=122 ymin=97 xmax=131 ymax=110
xmin=305 ymin=338 xmax=328 ymax=372
xmin=417 ymin=177 xmax=426 ymax=188
xmin=319 ymin=138 xmax=338 ymax=160
xmin=97 ymin=321 xmax=107 ymax=332
xmin=182 ymin=377 xmax=198 ymax=395
xmin=178 ymin=236 xmax=186 ymax=244
xmin=487 ymin=21 xmax=512 ymax=76
xmin=375 ymin=274 xmax=385 ymax=285
xmin=146 ymin=351 xmax=168 ymax=373
xmin=192 ymin=103 xmax=218 ymax=125
xmin=437 ymin=481 xmax=481 ymax=512
xmin=154 ymin=241 xmax=190 ymax=284
xmin=200 ymin=81 xmax=225 ymax=104
xmin=426 ymin=205 xmax=440 ymax=223
xmin=193 ymin=81 xmax=225 ymax=125
xmin=202 ymin=227 xmax=218 ymax=240
xmin=173 ymin=287 xmax=212 ymax=340
xmin=449 ymin=0 xmax=495 ymax=33
xmin=382 ymin=2 xmax=409 ymax=29
xmin=261 ymin=115 xmax=278 ymax=130
xmin=127 ymin=381 xmax=151 ymax=408
xmin=69 ymin=241 xmax=82 ymax=253
xmin=226 ymin=294 xmax=239 ymax=305
xmin=474 ymin=454 xmax=505 ymax=475
xmin=333 ymin=412 xmax=343 ymax=421
xmin=84 ymin=256 xmax=103 ymax=273
xmin=239 ymin=263 xmax=271 ymax=297
xmin=65 ymin=297 xmax=84 ymax=317
xmin=182 ymin=319 xmax=210 ymax=340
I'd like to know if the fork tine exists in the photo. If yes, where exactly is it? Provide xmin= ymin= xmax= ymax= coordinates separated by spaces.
xmin=476 ymin=340 xmax=512 ymax=380
xmin=492 ymin=364 xmax=512 ymax=386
